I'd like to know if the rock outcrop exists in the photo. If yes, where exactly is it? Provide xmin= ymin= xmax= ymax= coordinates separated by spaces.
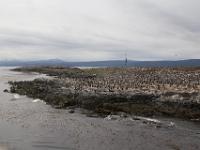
xmin=8 ymin=77 xmax=200 ymax=119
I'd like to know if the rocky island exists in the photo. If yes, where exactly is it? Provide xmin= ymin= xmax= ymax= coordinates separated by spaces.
xmin=8 ymin=67 xmax=200 ymax=120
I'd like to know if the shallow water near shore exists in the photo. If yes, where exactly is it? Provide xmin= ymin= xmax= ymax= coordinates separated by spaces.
xmin=0 ymin=67 xmax=199 ymax=150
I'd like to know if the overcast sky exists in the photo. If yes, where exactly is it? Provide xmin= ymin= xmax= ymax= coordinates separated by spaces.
xmin=0 ymin=0 xmax=200 ymax=61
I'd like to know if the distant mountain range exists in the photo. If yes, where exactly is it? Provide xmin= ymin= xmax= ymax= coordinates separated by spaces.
xmin=0 ymin=59 xmax=200 ymax=67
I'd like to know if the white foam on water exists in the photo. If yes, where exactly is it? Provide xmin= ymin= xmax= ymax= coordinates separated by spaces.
xmin=13 ymin=94 xmax=20 ymax=99
xmin=168 ymin=122 xmax=175 ymax=127
xmin=133 ymin=116 xmax=161 ymax=123
xmin=32 ymin=99 xmax=41 ymax=103
xmin=104 ymin=115 xmax=121 ymax=120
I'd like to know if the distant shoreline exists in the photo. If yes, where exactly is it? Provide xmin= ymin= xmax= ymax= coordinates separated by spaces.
xmin=1 ymin=58 xmax=200 ymax=67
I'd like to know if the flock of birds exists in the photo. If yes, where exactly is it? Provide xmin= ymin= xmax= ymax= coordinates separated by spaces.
xmin=62 ymin=67 xmax=200 ymax=93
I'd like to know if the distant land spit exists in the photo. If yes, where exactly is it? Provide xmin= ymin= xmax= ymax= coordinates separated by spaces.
xmin=0 ymin=59 xmax=200 ymax=67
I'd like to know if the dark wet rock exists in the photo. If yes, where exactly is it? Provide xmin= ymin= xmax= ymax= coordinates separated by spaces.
xmin=68 ymin=109 xmax=75 ymax=113
xmin=8 ymin=78 xmax=200 ymax=120
xmin=3 ymin=89 xmax=9 ymax=93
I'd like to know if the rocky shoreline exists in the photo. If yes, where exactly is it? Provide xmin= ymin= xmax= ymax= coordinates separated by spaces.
xmin=8 ymin=67 xmax=200 ymax=120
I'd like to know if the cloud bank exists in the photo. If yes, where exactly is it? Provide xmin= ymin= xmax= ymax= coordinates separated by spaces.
xmin=0 ymin=0 xmax=200 ymax=61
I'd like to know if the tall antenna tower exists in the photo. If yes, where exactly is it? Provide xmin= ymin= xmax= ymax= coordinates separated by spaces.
xmin=125 ymin=52 xmax=128 ymax=67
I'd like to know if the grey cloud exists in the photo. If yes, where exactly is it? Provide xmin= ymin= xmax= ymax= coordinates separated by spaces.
xmin=0 ymin=30 xmax=83 ymax=49
xmin=0 ymin=0 xmax=200 ymax=61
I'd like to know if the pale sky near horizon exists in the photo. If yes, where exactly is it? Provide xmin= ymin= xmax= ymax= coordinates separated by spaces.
xmin=0 ymin=0 xmax=200 ymax=61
